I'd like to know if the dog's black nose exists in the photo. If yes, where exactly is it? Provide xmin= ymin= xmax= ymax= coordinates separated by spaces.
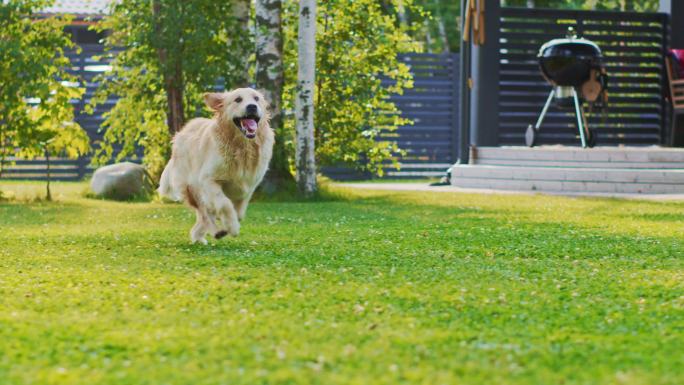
xmin=246 ymin=104 xmax=258 ymax=115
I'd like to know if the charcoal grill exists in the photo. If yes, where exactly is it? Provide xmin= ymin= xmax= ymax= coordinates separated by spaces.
xmin=526 ymin=27 xmax=608 ymax=148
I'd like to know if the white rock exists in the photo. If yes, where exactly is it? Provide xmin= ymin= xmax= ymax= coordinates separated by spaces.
xmin=90 ymin=162 xmax=150 ymax=200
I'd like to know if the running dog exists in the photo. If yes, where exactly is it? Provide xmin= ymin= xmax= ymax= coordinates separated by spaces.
xmin=158 ymin=88 xmax=274 ymax=244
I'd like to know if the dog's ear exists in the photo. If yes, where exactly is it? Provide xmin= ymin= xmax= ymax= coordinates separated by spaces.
xmin=204 ymin=92 xmax=225 ymax=112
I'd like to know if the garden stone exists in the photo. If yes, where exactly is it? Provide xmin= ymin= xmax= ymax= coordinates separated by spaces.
xmin=90 ymin=162 xmax=151 ymax=200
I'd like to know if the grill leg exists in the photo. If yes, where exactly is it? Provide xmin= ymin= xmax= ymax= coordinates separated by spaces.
xmin=526 ymin=89 xmax=555 ymax=147
xmin=572 ymin=88 xmax=588 ymax=148
xmin=535 ymin=89 xmax=556 ymax=131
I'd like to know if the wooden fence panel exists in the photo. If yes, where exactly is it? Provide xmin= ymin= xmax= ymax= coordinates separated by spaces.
xmin=499 ymin=7 xmax=669 ymax=146
xmin=380 ymin=53 xmax=460 ymax=178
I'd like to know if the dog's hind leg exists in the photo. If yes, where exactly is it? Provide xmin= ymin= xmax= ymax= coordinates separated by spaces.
xmin=190 ymin=209 xmax=209 ymax=245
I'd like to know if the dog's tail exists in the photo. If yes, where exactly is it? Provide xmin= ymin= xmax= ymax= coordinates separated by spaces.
xmin=157 ymin=159 xmax=177 ymax=200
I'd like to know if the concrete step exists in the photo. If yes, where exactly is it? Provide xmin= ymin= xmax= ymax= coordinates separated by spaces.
xmin=472 ymin=146 xmax=684 ymax=169
xmin=450 ymin=165 xmax=684 ymax=194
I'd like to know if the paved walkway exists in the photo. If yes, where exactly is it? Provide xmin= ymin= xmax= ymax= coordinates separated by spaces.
xmin=339 ymin=183 xmax=684 ymax=202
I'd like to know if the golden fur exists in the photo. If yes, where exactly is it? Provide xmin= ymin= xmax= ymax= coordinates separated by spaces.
xmin=158 ymin=88 xmax=274 ymax=244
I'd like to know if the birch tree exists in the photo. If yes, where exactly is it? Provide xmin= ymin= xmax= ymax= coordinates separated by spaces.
xmin=295 ymin=0 xmax=317 ymax=196
xmin=233 ymin=0 xmax=251 ymax=86
xmin=281 ymin=0 xmax=419 ymax=176
xmin=256 ymin=0 xmax=293 ymax=190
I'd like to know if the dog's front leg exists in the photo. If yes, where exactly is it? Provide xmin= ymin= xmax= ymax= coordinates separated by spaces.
xmin=200 ymin=179 xmax=240 ymax=239
xmin=233 ymin=191 xmax=253 ymax=221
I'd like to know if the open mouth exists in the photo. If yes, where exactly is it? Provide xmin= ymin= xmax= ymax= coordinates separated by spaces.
xmin=233 ymin=116 xmax=260 ymax=139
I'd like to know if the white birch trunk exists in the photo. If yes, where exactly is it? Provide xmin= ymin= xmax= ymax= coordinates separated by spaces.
xmin=397 ymin=0 xmax=408 ymax=26
xmin=295 ymin=0 xmax=317 ymax=196
xmin=233 ymin=0 xmax=251 ymax=86
xmin=255 ymin=0 xmax=283 ymax=125
xmin=433 ymin=0 xmax=449 ymax=52
xmin=424 ymin=19 xmax=433 ymax=53
xmin=255 ymin=0 xmax=290 ymax=181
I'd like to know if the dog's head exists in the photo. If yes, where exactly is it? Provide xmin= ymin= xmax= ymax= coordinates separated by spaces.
xmin=204 ymin=88 xmax=268 ymax=139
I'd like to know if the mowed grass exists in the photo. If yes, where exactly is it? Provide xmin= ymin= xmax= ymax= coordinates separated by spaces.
xmin=0 ymin=181 xmax=683 ymax=385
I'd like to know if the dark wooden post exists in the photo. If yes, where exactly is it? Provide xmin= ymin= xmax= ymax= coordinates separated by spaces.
xmin=459 ymin=0 xmax=501 ymax=165
xmin=661 ymin=0 xmax=684 ymax=48
xmin=458 ymin=0 xmax=471 ymax=164
xmin=660 ymin=0 xmax=683 ymax=144
xmin=469 ymin=0 xmax=500 ymax=149
xmin=451 ymin=52 xmax=461 ymax=163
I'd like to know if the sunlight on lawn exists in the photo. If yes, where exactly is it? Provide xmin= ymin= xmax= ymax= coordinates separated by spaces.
xmin=1 ymin=181 xmax=683 ymax=385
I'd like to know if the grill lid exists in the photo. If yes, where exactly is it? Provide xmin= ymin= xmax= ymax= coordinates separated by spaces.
xmin=538 ymin=28 xmax=603 ymax=87
xmin=538 ymin=38 xmax=602 ymax=60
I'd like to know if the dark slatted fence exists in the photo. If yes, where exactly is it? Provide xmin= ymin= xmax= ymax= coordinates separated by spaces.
xmin=499 ymin=7 xmax=669 ymax=146
xmin=325 ymin=53 xmax=460 ymax=179
xmin=1 ymin=44 xmax=118 ymax=181
xmin=380 ymin=53 xmax=460 ymax=178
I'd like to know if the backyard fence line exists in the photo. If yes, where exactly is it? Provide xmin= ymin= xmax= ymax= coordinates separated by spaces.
xmin=1 ymin=51 xmax=461 ymax=181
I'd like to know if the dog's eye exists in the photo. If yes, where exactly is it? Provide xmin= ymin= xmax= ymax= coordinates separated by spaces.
xmin=254 ymin=96 xmax=259 ymax=101
xmin=235 ymin=97 xmax=243 ymax=103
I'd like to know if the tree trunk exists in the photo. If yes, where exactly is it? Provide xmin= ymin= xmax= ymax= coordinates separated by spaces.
xmin=233 ymin=0 xmax=251 ymax=87
xmin=424 ymin=19 xmax=433 ymax=53
xmin=0 ymin=121 xmax=5 ymax=179
xmin=295 ymin=0 xmax=317 ymax=197
xmin=433 ymin=0 xmax=449 ymax=52
xmin=397 ymin=0 xmax=408 ymax=26
xmin=153 ymin=0 xmax=185 ymax=135
xmin=255 ymin=0 xmax=293 ymax=193
xmin=165 ymin=76 xmax=184 ymax=134
xmin=44 ymin=147 xmax=52 ymax=201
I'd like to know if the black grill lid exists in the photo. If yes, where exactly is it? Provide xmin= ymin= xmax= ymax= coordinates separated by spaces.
xmin=537 ymin=31 xmax=603 ymax=87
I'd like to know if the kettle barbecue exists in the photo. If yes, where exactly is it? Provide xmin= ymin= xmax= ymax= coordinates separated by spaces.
xmin=526 ymin=27 xmax=608 ymax=148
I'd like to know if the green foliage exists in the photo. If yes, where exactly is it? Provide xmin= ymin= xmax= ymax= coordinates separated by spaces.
xmin=89 ymin=0 xmax=249 ymax=178
xmin=1 ymin=181 xmax=684 ymax=384
xmin=282 ymin=0 xmax=422 ymax=176
xmin=503 ymin=0 xmax=658 ymax=10
xmin=409 ymin=0 xmax=461 ymax=53
xmin=0 ymin=0 xmax=89 ymax=174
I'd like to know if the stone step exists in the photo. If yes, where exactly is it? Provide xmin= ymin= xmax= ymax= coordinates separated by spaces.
xmin=451 ymin=177 xmax=684 ymax=194
xmin=472 ymin=146 xmax=684 ymax=168
xmin=450 ymin=165 xmax=684 ymax=194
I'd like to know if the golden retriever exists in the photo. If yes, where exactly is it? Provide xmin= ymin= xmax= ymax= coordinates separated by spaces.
xmin=158 ymin=88 xmax=274 ymax=244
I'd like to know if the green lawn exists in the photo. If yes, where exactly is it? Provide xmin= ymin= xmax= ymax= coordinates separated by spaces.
xmin=1 ymin=181 xmax=683 ymax=385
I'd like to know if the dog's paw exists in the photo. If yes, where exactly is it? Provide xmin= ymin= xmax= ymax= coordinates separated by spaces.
xmin=215 ymin=215 xmax=240 ymax=239
xmin=228 ymin=218 xmax=240 ymax=237
xmin=192 ymin=237 xmax=209 ymax=245
xmin=220 ymin=218 xmax=240 ymax=238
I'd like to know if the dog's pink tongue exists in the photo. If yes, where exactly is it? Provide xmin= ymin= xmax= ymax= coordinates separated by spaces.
xmin=242 ymin=119 xmax=257 ymax=133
